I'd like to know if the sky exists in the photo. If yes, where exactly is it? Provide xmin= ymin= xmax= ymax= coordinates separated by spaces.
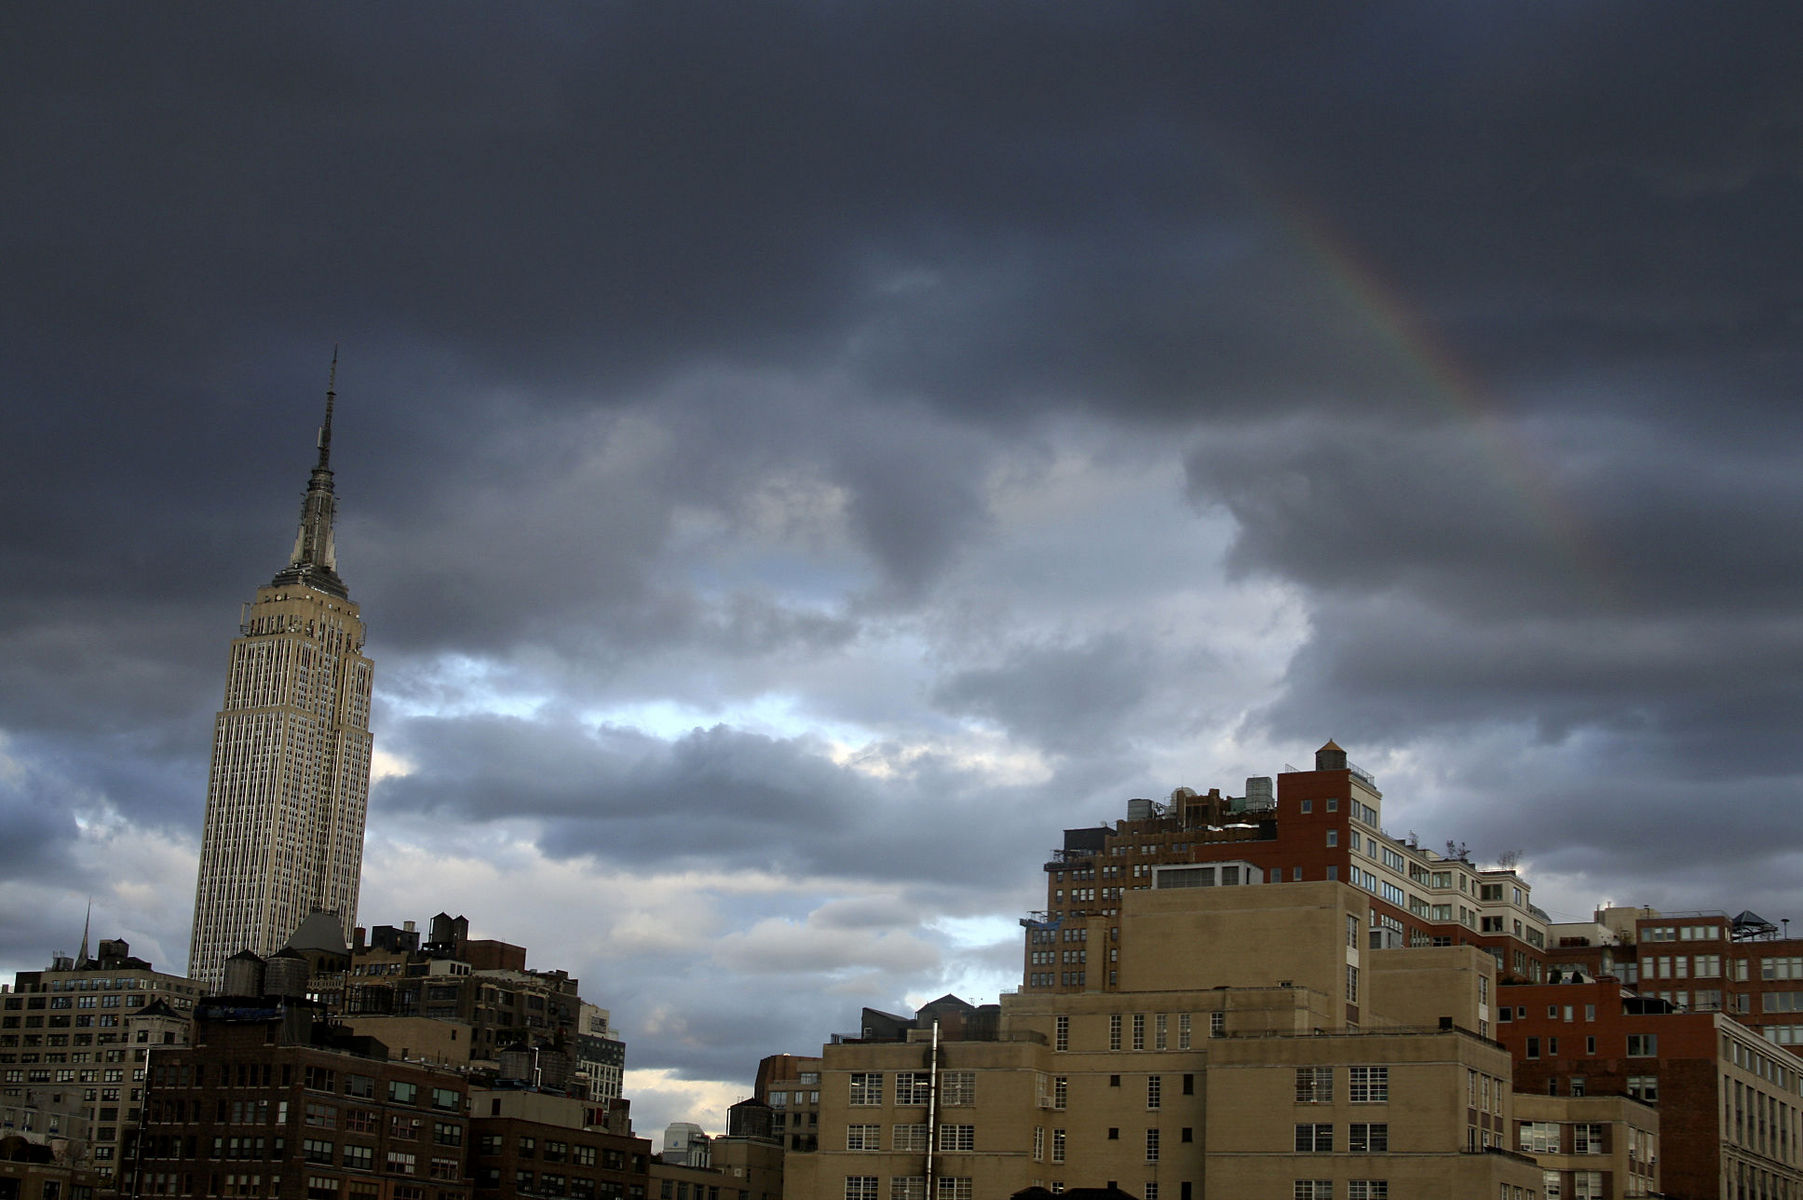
xmin=4 ymin=1 xmax=1803 ymax=1142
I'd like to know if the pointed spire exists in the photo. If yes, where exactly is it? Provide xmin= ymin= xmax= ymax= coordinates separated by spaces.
xmin=77 ymin=900 xmax=92 ymax=968
xmin=272 ymin=352 xmax=349 ymax=598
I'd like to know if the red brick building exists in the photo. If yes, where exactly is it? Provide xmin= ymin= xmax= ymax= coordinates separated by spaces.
xmin=135 ymin=997 xmax=471 ymax=1200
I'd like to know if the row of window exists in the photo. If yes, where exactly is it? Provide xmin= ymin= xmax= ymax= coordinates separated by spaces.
xmin=844 ymin=1125 xmax=971 ymax=1152
xmin=847 ymin=1072 xmax=974 ymax=1106
xmin=1294 ymin=1066 xmax=1388 ymax=1104
xmin=844 ymin=1177 xmax=969 ymax=1200
xmin=1517 ymin=1121 xmax=1608 ymax=1155
xmin=1293 ymin=1181 xmax=1387 ymax=1199
xmin=1523 ymin=1033 xmax=1655 ymax=1059
xmin=1294 ymin=1122 xmax=1388 ymax=1152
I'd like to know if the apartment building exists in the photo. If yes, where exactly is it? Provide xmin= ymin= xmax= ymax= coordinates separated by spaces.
xmin=0 ymin=939 xmax=199 ymax=1186
xmin=1511 ymin=1093 xmax=1659 ymax=1200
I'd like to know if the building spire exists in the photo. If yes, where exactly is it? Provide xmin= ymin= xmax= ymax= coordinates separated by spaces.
xmin=272 ymin=352 xmax=349 ymax=598
xmin=77 ymin=899 xmax=92 ymax=968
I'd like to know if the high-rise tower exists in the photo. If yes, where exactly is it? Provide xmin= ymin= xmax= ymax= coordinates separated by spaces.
xmin=188 ymin=360 xmax=374 ymax=992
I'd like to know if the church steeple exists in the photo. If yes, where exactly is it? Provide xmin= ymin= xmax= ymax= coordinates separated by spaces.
xmin=272 ymin=351 xmax=348 ymax=598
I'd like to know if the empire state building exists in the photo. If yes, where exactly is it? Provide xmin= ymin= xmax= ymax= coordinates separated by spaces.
xmin=188 ymin=363 xmax=374 ymax=991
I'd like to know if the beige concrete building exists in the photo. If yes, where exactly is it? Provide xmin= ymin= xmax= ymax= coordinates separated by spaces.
xmin=189 ymin=364 xmax=375 ymax=992
xmin=0 ymin=938 xmax=199 ymax=1187
xmin=1512 ymin=1093 xmax=1660 ymax=1199
xmin=787 ymin=881 xmax=1545 ymax=1200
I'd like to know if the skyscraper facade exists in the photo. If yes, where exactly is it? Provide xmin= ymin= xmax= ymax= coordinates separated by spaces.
xmin=188 ymin=364 xmax=374 ymax=992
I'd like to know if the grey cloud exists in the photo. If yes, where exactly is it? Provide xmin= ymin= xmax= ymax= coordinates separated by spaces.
xmin=934 ymin=633 xmax=1162 ymax=753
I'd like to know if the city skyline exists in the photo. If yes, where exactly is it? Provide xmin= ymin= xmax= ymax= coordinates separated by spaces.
xmin=4 ymin=5 xmax=1802 ymax=1143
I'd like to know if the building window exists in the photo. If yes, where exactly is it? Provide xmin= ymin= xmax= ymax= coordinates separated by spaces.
xmin=941 ymin=1071 xmax=975 ymax=1107
xmin=1155 ymin=1012 xmax=1168 ymax=1050
xmin=1053 ymin=1076 xmax=1067 ymax=1110
xmin=893 ymin=1124 xmax=929 ymax=1153
xmin=1347 ymin=965 xmax=1359 ymax=1004
xmin=1055 ymin=1016 xmax=1069 ymax=1051
xmin=1147 ymin=1076 xmax=1162 ymax=1109
xmin=849 ymin=1073 xmax=883 ymax=1105
xmin=1349 ymin=1067 xmax=1388 ymax=1103
xmin=1032 ymin=1127 xmax=1044 ymax=1162
xmin=1627 ymin=1034 xmax=1657 ymax=1057
xmin=1051 ymin=1128 xmax=1066 ymax=1163
xmin=1295 ymin=1067 xmax=1332 ymax=1103
xmin=1179 ymin=1013 xmax=1192 ymax=1049
xmin=1347 ymin=1183 xmax=1388 ymax=1200
xmin=934 ymin=1180 xmax=971 ymax=1200
xmin=890 ymin=1179 xmax=925 ymax=1200
xmin=1294 ymin=1124 xmax=1333 ymax=1152
xmin=845 ymin=1177 xmax=879 ymax=1200
xmin=936 ymin=1125 xmax=974 ymax=1152
xmin=1294 ymin=1182 xmax=1331 ymax=1200
xmin=847 ymin=1125 xmax=880 ymax=1152
xmin=1518 ymin=1122 xmax=1558 ymax=1154
xmin=1627 ymin=1074 xmax=1658 ymax=1103
xmin=1132 ymin=1013 xmax=1146 ymax=1051
xmin=1145 ymin=1129 xmax=1160 ymax=1162
xmin=1110 ymin=1015 xmax=1122 ymax=1051
xmin=1327 ymin=831 xmax=1338 ymax=847
xmin=1349 ymin=1123 xmax=1387 ymax=1153
xmin=894 ymin=1071 xmax=931 ymax=1106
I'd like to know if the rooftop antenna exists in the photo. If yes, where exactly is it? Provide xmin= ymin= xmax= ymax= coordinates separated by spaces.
xmin=318 ymin=344 xmax=338 ymax=470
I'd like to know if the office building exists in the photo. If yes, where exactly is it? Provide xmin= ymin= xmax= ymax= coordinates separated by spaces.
xmin=189 ymin=362 xmax=375 ymax=992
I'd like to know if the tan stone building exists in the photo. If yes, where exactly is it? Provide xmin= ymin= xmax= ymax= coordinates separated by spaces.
xmin=1512 ymin=1093 xmax=1660 ymax=1199
xmin=0 ymin=938 xmax=198 ymax=1187
xmin=787 ymin=881 xmax=1545 ymax=1200
xmin=189 ymin=363 xmax=375 ymax=992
